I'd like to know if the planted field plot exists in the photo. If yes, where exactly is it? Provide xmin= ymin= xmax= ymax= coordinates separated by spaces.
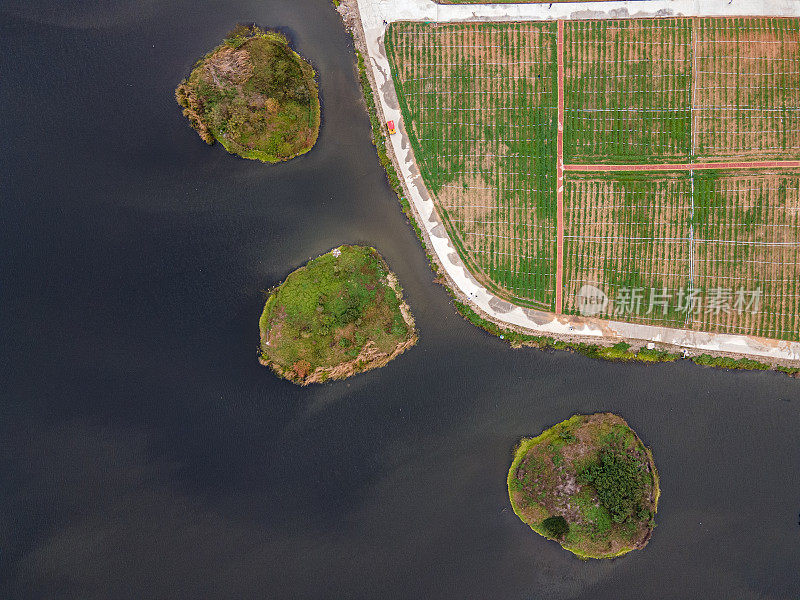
xmin=694 ymin=18 xmax=800 ymax=160
xmin=562 ymin=172 xmax=694 ymax=328
xmin=562 ymin=169 xmax=800 ymax=341
xmin=386 ymin=22 xmax=559 ymax=309
xmin=563 ymin=19 xmax=693 ymax=164
xmin=692 ymin=171 xmax=800 ymax=341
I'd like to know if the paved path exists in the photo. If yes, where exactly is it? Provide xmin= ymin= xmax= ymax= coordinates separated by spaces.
xmin=360 ymin=0 xmax=800 ymax=24
xmin=355 ymin=0 xmax=800 ymax=363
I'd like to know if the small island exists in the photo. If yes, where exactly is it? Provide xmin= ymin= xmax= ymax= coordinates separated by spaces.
xmin=508 ymin=413 xmax=659 ymax=559
xmin=175 ymin=25 xmax=320 ymax=162
xmin=259 ymin=246 xmax=417 ymax=384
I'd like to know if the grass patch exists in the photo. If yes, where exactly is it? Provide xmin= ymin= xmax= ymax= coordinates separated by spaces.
xmin=176 ymin=24 xmax=320 ymax=162
xmin=259 ymin=245 xmax=416 ymax=384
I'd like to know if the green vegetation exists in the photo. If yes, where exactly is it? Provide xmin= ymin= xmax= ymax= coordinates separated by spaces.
xmin=562 ymin=171 xmax=694 ymax=329
xmin=508 ymin=414 xmax=659 ymax=559
xmin=580 ymin=448 xmax=648 ymax=523
xmin=692 ymin=170 xmax=800 ymax=342
xmin=258 ymin=246 xmax=417 ymax=385
xmin=563 ymin=168 xmax=800 ymax=342
xmin=541 ymin=516 xmax=569 ymax=538
xmin=176 ymin=25 xmax=320 ymax=162
xmin=695 ymin=17 xmax=800 ymax=161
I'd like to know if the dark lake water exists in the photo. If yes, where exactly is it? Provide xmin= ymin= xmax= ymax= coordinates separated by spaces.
xmin=2 ymin=1 xmax=799 ymax=598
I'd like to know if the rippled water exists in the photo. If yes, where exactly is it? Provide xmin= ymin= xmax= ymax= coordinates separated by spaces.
xmin=2 ymin=1 xmax=799 ymax=598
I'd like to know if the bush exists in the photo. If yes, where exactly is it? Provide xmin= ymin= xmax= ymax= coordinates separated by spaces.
xmin=579 ymin=449 xmax=645 ymax=523
xmin=541 ymin=516 xmax=569 ymax=538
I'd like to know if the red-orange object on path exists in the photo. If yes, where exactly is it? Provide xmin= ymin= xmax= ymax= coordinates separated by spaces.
xmin=387 ymin=120 xmax=396 ymax=134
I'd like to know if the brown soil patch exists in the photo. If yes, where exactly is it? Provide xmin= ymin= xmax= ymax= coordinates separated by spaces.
xmin=201 ymin=46 xmax=253 ymax=86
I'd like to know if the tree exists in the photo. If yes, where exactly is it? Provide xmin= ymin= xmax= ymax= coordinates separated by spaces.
xmin=541 ymin=516 xmax=569 ymax=538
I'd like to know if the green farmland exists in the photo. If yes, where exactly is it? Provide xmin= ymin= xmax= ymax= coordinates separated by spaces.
xmin=562 ymin=171 xmax=693 ymax=329
xmin=386 ymin=22 xmax=559 ymax=310
xmin=694 ymin=18 xmax=800 ymax=160
xmin=386 ymin=18 xmax=800 ymax=341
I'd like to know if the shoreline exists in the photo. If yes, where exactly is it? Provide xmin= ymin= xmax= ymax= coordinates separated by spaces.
xmin=336 ymin=0 xmax=800 ymax=374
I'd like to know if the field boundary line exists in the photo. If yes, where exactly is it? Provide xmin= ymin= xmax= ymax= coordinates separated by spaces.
xmin=687 ymin=16 xmax=697 ymax=327
xmin=564 ymin=161 xmax=800 ymax=172
xmin=555 ymin=19 xmax=565 ymax=315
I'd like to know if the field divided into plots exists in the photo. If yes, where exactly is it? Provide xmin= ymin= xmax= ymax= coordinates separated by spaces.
xmin=563 ymin=19 xmax=693 ymax=164
xmin=385 ymin=17 xmax=800 ymax=341
xmin=561 ymin=170 xmax=800 ymax=341
xmin=694 ymin=18 xmax=800 ymax=160
xmin=386 ymin=22 xmax=559 ymax=310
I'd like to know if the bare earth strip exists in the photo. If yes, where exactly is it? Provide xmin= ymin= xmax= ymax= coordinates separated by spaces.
xmin=565 ymin=161 xmax=800 ymax=171
xmin=556 ymin=20 xmax=565 ymax=314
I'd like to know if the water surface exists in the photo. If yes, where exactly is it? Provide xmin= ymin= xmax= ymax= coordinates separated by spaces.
xmin=1 ymin=1 xmax=799 ymax=598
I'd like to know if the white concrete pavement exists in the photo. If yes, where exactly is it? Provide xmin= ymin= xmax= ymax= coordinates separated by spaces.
xmin=361 ymin=0 xmax=800 ymax=24
xmin=354 ymin=0 xmax=800 ymax=363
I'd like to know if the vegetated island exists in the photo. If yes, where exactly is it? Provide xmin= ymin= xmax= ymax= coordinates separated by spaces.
xmin=259 ymin=245 xmax=417 ymax=385
xmin=508 ymin=413 xmax=659 ymax=559
xmin=175 ymin=24 xmax=320 ymax=162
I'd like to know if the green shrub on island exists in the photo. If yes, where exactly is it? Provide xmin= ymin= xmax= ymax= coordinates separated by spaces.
xmin=175 ymin=24 xmax=320 ymax=162
xmin=259 ymin=246 xmax=417 ymax=385
xmin=541 ymin=516 xmax=569 ymax=539
xmin=508 ymin=413 xmax=659 ymax=559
